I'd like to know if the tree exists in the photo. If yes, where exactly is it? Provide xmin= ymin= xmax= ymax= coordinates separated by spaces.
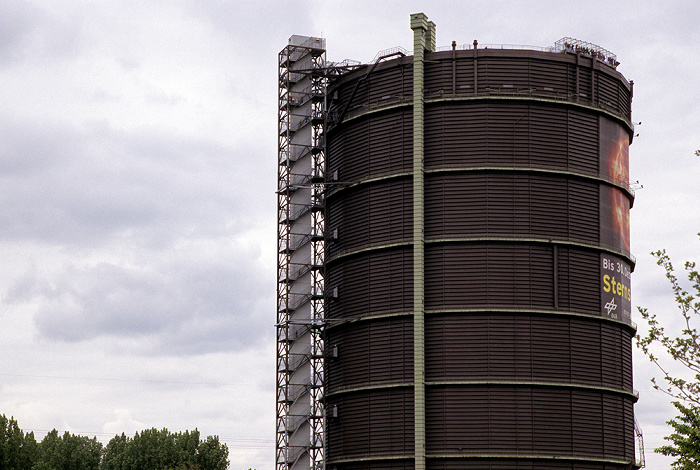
xmin=0 ymin=414 xmax=38 ymax=469
xmin=637 ymin=233 xmax=700 ymax=466
xmin=100 ymin=427 xmax=229 ymax=470
xmin=656 ymin=401 xmax=700 ymax=470
xmin=637 ymin=236 xmax=700 ymax=404
xmin=193 ymin=436 xmax=229 ymax=470
xmin=33 ymin=429 xmax=103 ymax=470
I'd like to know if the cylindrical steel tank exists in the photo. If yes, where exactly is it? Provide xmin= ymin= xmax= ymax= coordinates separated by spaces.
xmin=324 ymin=38 xmax=636 ymax=470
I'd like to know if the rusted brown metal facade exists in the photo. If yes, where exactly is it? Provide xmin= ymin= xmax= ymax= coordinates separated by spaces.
xmin=323 ymin=27 xmax=639 ymax=470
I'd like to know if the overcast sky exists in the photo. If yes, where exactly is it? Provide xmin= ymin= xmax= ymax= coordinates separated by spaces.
xmin=0 ymin=1 xmax=698 ymax=469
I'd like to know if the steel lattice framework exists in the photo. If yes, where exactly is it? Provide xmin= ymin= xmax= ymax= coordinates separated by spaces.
xmin=277 ymin=36 xmax=327 ymax=470
xmin=277 ymin=35 xmax=363 ymax=470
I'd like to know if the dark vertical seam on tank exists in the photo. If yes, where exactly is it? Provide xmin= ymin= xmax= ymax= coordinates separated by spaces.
xmin=554 ymin=245 xmax=559 ymax=309
xmin=473 ymin=40 xmax=478 ymax=93
xmin=591 ymin=56 xmax=597 ymax=107
xmin=451 ymin=41 xmax=456 ymax=95
xmin=575 ymin=53 xmax=580 ymax=103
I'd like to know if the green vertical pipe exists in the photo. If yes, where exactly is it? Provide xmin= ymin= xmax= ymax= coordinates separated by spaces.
xmin=410 ymin=12 xmax=428 ymax=470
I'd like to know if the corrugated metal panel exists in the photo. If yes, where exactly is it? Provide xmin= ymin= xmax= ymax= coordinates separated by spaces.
xmin=568 ymin=178 xmax=600 ymax=240
xmin=328 ymin=109 xmax=413 ymax=184
xmin=327 ymin=178 xmax=412 ymax=257
xmin=327 ymin=248 xmax=413 ymax=319
xmin=424 ymin=102 xmax=601 ymax=175
xmin=329 ymin=50 xmax=631 ymax=129
xmin=426 ymin=386 xmax=633 ymax=456
xmin=529 ymin=57 xmax=573 ymax=98
xmin=568 ymin=109 xmax=599 ymax=173
xmin=556 ymin=247 xmax=600 ymax=312
xmin=326 ymin=317 xmax=413 ymax=393
xmin=427 ymin=460 xmax=628 ymax=470
xmin=425 ymin=313 xmax=632 ymax=388
xmin=602 ymin=394 xmax=634 ymax=459
xmin=578 ymin=64 xmax=593 ymax=103
xmin=595 ymin=69 xmax=631 ymax=120
xmin=326 ymin=389 xmax=414 ymax=460
xmin=425 ymin=244 xmax=554 ymax=310
xmin=333 ymin=462 xmax=413 ymax=470
xmin=366 ymin=64 xmax=412 ymax=104
xmin=424 ymin=59 xmax=452 ymax=95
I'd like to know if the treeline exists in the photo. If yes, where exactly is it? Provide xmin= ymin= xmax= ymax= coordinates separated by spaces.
xmin=0 ymin=414 xmax=229 ymax=470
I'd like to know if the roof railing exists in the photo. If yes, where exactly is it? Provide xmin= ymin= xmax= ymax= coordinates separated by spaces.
xmin=431 ymin=38 xmax=620 ymax=68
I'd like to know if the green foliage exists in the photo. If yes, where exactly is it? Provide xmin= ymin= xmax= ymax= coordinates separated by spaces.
xmin=0 ymin=414 xmax=38 ymax=469
xmin=194 ymin=436 xmax=229 ymax=470
xmin=657 ymin=401 xmax=700 ymax=469
xmin=0 ymin=415 xmax=228 ymax=470
xmin=100 ymin=427 xmax=229 ymax=470
xmin=637 ymin=234 xmax=700 ymax=466
xmin=637 ymin=235 xmax=700 ymax=404
xmin=34 ymin=429 xmax=103 ymax=470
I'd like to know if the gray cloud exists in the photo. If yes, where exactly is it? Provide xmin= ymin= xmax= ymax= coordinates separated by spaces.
xmin=0 ymin=116 xmax=271 ymax=246
xmin=0 ymin=0 xmax=41 ymax=64
xmin=7 ymin=252 xmax=273 ymax=354
xmin=0 ymin=0 xmax=83 ymax=65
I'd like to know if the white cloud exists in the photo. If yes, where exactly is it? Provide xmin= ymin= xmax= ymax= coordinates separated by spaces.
xmin=102 ymin=409 xmax=145 ymax=437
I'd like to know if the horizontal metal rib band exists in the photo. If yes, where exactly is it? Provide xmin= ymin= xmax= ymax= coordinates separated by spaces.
xmin=326 ymin=454 xmax=412 ymax=465
xmin=327 ymin=166 xmax=634 ymax=202
xmin=325 ymin=453 xmax=633 ymax=467
xmin=324 ymin=381 xmax=636 ymax=400
xmin=429 ymin=237 xmax=634 ymax=266
xmin=327 ymin=241 xmax=412 ymax=264
xmin=323 ymin=308 xmax=636 ymax=334
xmin=334 ymin=94 xmax=632 ymax=132
xmin=426 ymin=454 xmax=632 ymax=465
xmin=326 ymin=171 xmax=412 ymax=197
xmin=425 ymin=381 xmax=636 ymax=400
xmin=425 ymin=461 xmax=633 ymax=470
xmin=325 ymin=312 xmax=413 ymax=330
xmin=424 ymin=308 xmax=636 ymax=332
xmin=327 ymin=237 xmax=634 ymax=268
xmin=325 ymin=382 xmax=413 ymax=398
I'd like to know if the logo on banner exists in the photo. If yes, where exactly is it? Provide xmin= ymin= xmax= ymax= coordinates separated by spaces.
xmin=604 ymin=298 xmax=617 ymax=316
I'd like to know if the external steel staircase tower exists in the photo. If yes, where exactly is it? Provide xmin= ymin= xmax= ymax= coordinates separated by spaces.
xmin=277 ymin=35 xmax=327 ymax=470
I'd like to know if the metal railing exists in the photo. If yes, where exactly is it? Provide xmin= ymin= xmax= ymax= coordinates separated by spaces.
xmin=371 ymin=46 xmax=409 ymax=63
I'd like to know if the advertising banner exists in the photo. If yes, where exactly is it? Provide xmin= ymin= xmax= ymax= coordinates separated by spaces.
xmin=600 ymin=185 xmax=631 ymax=253
xmin=599 ymin=116 xmax=631 ymax=253
xmin=599 ymin=117 xmax=632 ymax=322
xmin=599 ymin=116 xmax=629 ymax=187
xmin=600 ymin=253 xmax=631 ymax=322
